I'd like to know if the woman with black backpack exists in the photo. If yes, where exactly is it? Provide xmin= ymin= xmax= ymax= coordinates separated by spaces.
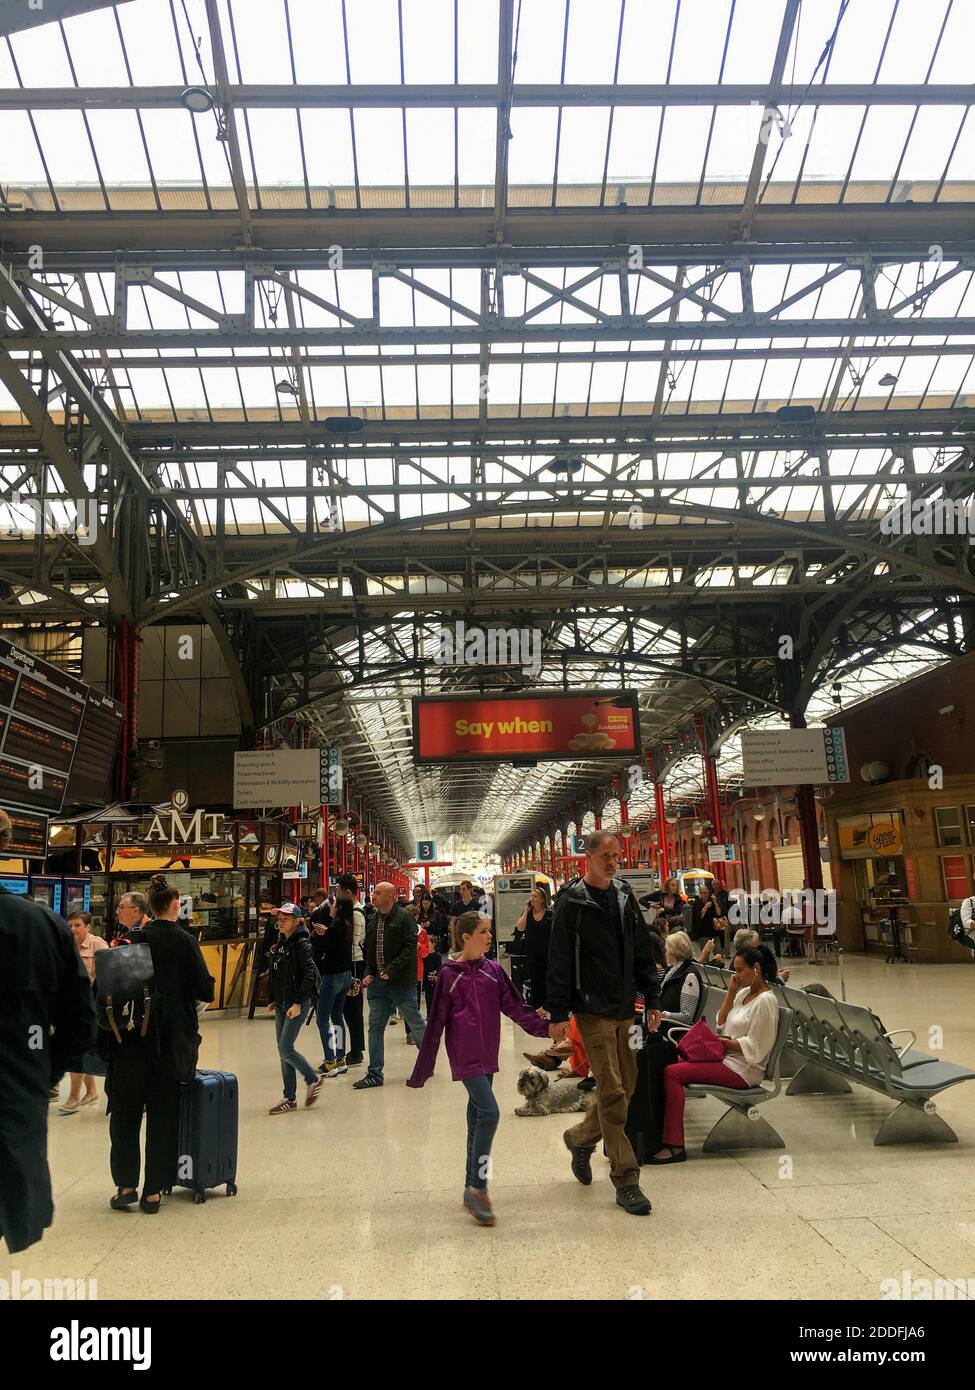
xmin=102 ymin=875 xmax=214 ymax=1214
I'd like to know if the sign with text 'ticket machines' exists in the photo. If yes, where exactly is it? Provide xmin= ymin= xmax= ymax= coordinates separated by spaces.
xmin=412 ymin=691 xmax=640 ymax=764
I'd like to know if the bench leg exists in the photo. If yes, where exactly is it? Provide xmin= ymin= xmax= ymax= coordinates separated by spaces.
xmin=702 ymin=1104 xmax=785 ymax=1153
xmin=786 ymin=1061 xmax=852 ymax=1096
xmin=778 ymin=1046 xmax=801 ymax=1079
xmin=874 ymin=1101 xmax=958 ymax=1146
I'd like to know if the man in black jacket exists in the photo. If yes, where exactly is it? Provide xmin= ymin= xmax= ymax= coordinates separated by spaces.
xmin=0 ymin=809 xmax=96 ymax=1252
xmin=353 ymin=881 xmax=426 ymax=1089
xmin=547 ymin=831 xmax=662 ymax=1216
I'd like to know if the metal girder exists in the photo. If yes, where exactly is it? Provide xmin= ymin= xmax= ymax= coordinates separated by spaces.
xmin=2 ymin=82 xmax=974 ymax=112
xmin=7 ymin=251 xmax=975 ymax=349
xmin=4 ymin=204 xmax=975 ymax=255
xmin=0 ymin=342 xmax=132 ymax=617
xmin=5 ymin=405 xmax=973 ymax=450
xmin=6 ymin=341 xmax=972 ymax=372
xmin=0 ymin=0 xmax=134 ymax=37
xmin=12 ymin=242 xmax=975 ymax=274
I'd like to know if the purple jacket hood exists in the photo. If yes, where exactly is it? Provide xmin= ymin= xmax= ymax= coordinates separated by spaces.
xmin=407 ymin=955 xmax=550 ymax=1085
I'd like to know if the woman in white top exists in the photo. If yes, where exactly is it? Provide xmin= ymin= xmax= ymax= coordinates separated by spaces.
xmin=650 ymin=945 xmax=780 ymax=1165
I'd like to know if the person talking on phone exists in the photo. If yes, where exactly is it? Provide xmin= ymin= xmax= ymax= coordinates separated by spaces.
xmin=513 ymin=885 xmax=553 ymax=1008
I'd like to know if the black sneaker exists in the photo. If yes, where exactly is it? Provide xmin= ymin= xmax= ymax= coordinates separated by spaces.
xmin=352 ymin=1073 xmax=383 ymax=1090
xmin=346 ymin=1051 xmax=364 ymax=1066
xmin=615 ymin=1184 xmax=652 ymax=1216
xmin=563 ymin=1131 xmax=594 ymax=1186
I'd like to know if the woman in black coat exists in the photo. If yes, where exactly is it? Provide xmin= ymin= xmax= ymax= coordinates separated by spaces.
xmin=626 ymin=930 xmax=703 ymax=1163
xmin=103 ymin=875 xmax=214 ymax=1214
xmin=514 ymin=885 xmax=554 ymax=1009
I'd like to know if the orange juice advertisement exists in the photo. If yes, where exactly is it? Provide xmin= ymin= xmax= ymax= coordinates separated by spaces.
xmin=413 ymin=691 xmax=640 ymax=762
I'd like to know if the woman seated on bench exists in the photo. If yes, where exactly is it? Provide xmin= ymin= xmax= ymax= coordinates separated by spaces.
xmin=650 ymin=945 xmax=780 ymax=1165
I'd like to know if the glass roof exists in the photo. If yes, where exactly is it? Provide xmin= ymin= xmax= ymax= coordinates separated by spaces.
xmin=0 ymin=0 xmax=970 ymax=853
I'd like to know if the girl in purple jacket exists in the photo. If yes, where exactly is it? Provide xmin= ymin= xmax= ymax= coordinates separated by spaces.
xmin=408 ymin=911 xmax=558 ymax=1226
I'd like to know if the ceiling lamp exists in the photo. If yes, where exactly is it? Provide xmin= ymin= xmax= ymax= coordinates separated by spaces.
xmin=878 ymin=373 xmax=898 ymax=387
xmin=180 ymin=86 xmax=215 ymax=114
xmin=332 ymin=816 xmax=350 ymax=835
xmin=542 ymin=456 xmax=583 ymax=476
xmin=275 ymin=380 xmax=299 ymax=396
xmin=691 ymin=820 xmax=704 ymax=835
xmin=665 ymin=809 xmax=680 ymax=824
xmin=324 ymin=416 xmax=365 ymax=433
xmin=355 ymin=833 xmax=368 ymax=849
xmin=753 ymin=808 xmax=766 ymax=822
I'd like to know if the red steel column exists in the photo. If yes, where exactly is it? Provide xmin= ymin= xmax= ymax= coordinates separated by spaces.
xmin=654 ymin=781 xmax=670 ymax=881
xmin=694 ymin=715 xmax=726 ymax=887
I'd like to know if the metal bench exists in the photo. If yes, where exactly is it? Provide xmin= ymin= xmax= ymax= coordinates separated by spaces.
xmin=782 ymin=986 xmax=975 ymax=1144
xmin=667 ymin=986 xmax=794 ymax=1152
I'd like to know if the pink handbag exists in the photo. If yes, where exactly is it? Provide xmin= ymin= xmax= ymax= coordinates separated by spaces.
xmin=676 ymin=1018 xmax=726 ymax=1063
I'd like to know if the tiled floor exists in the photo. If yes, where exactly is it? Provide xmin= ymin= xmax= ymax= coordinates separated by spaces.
xmin=5 ymin=954 xmax=975 ymax=1300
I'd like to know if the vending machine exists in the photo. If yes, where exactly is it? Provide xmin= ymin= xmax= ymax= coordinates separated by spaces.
xmin=63 ymin=876 xmax=93 ymax=915
xmin=29 ymin=874 xmax=63 ymax=916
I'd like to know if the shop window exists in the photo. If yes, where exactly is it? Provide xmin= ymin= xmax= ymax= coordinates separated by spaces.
xmin=934 ymin=807 xmax=963 ymax=848
xmin=941 ymin=855 xmax=970 ymax=901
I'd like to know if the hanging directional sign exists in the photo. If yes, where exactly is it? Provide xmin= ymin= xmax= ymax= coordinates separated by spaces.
xmin=416 ymin=839 xmax=436 ymax=862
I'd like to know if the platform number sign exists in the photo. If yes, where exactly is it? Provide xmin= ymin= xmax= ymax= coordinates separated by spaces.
xmin=823 ymin=728 xmax=849 ymax=784
xmin=416 ymin=840 xmax=436 ymax=862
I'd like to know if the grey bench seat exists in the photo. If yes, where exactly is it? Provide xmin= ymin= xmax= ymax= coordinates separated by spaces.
xmin=703 ymin=964 xmax=975 ymax=1144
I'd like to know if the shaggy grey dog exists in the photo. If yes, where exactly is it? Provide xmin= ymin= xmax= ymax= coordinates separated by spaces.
xmin=514 ymin=1068 xmax=595 ymax=1117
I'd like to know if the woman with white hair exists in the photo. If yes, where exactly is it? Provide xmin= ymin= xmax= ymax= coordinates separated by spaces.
xmin=626 ymin=930 xmax=704 ymax=1164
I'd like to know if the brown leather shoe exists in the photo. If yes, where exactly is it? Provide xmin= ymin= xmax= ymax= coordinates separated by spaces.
xmin=523 ymin=1050 xmax=562 ymax=1071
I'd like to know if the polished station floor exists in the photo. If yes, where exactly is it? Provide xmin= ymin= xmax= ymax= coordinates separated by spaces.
xmin=7 ymin=955 xmax=975 ymax=1301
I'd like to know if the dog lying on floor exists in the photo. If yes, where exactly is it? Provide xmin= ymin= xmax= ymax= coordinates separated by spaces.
xmin=514 ymin=1067 xmax=595 ymax=1117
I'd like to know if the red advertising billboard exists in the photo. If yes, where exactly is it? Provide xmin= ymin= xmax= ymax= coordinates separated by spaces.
xmin=412 ymin=691 xmax=640 ymax=764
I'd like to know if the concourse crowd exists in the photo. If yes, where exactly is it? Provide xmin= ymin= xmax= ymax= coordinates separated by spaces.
xmin=1 ymin=796 xmax=792 ymax=1250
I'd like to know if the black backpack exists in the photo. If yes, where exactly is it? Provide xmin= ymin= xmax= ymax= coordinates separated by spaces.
xmin=94 ymin=941 xmax=157 ymax=1041
xmin=948 ymin=899 xmax=975 ymax=952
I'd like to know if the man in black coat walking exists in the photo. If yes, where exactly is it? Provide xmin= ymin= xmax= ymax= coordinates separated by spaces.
xmin=546 ymin=830 xmax=662 ymax=1217
xmin=0 ymin=809 xmax=96 ymax=1253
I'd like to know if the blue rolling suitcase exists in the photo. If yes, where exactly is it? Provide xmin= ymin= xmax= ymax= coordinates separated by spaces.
xmin=173 ymin=1069 xmax=239 ymax=1204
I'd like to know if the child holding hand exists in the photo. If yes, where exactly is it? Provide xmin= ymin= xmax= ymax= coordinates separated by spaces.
xmin=408 ymin=911 xmax=564 ymax=1226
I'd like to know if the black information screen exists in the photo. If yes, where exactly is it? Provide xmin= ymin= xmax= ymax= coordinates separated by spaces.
xmin=0 ymin=637 xmax=89 ymax=816
xmin=6 ymin=808 xmax=50 ymax=858
xmin=65 ymin=690 xmax=125 ymax=807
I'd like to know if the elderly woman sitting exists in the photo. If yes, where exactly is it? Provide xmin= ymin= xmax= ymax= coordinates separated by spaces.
xmin=626 ymin=931 xmax=703 ymax=1164
xmin=650 ymin=944 xmax=780 ymax=1165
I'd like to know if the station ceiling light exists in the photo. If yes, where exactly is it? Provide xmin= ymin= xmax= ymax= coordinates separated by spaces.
xmin=180 ymin=86 xmax=215 ymax=114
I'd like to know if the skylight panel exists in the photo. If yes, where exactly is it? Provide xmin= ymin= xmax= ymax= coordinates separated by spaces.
xmin=879 ymin=0 xmax=951 ymax=83
xmin=244 ymin=109 xmax=307 ymax=189
xmin=402 ymin=0 xmax=456 ymax=82
xmin=508 ymin=108 xmax=558 ymax=190
xmin=344 ymin=0 xmax=404 ymax=83
xmin=0 ymin=113 xmax=47 ymax=183
xmin=352 ymin=108 xmax=406 ymax=188
xmin=555 ymin=107 xmax=612 ymax=187
xmin=406 ymin=109 xmax=456 ymax=189
xmin=562 ymin=0 xmax=624 ymax=83
xmin=721 ymin=0 xmax=786 ymax=82
xmin=287 ymin=0 xmax=350 ymax=84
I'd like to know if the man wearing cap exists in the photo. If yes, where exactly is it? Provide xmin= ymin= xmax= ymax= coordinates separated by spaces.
xmin=353 ymin=882 xmax=426 ymax=1090
xmin=265 ymin=903 xmax=325 ymax=1114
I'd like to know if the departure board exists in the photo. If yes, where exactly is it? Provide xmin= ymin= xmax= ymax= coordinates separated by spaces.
xmin=0 ymin=637 xmax=88 ymax=816
xmin=65 ymin=689 xmax=125 ymax=807
xmin=5 ymin=808 xmax=50 ymax=858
